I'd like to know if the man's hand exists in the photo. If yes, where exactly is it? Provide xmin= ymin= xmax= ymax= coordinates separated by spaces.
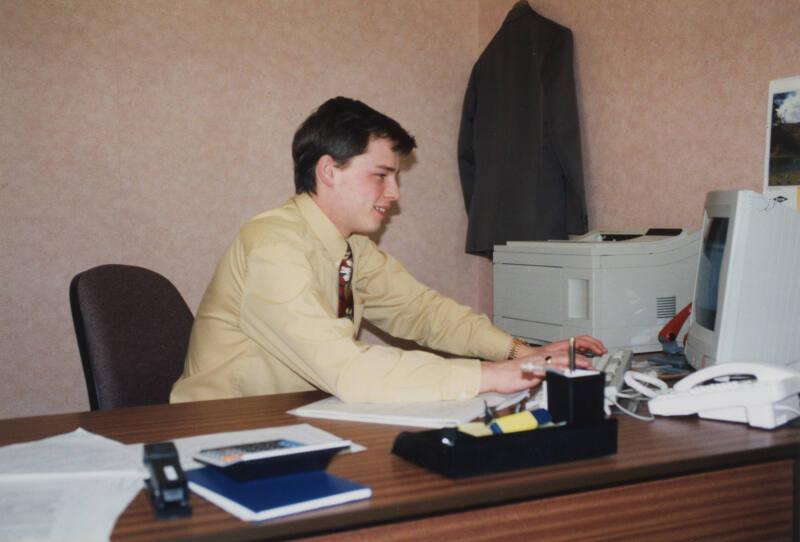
xmin=513 ymin=335 xmax=607 ymax=360
xmin=535 ymin=336 xmax=607 ymax=358
xmin=480 ymin=335 xmax=606 ymax=394
xmin=479 ymin=358 xmax=544 ymax=394
xmin=479 ymin=351 xmax=594 ymax=394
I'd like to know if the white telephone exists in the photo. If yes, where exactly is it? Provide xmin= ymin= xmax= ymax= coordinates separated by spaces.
xmin=648 ymin=362 xmax=800 ymax=429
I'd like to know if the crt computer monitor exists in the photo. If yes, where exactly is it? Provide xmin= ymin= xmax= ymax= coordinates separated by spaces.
xmin=685 ymin=189 xmax=800 ymax=370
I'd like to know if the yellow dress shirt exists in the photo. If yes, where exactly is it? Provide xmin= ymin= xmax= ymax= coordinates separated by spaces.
xmin=170 ymin=193 xmax=513 ymax=403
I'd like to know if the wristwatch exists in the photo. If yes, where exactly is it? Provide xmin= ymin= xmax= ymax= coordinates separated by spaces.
xmin=508 ymin=337 xmax=528 ymax=360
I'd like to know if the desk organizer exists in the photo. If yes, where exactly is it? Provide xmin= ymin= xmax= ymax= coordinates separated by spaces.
xmin=391 ymin=418 xmax=617 ymax=478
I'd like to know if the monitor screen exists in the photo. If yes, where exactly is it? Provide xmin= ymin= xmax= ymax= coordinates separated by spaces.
xmin=693 ymin=217 xmax=728 ymax=332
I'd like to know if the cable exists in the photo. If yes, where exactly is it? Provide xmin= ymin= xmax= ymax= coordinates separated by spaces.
xmin=624 ymin=370 xmax=669 ymax=398
xmin=609 ymin=394 xmax=654 ymax=421
xmin=604 ymin=370 xmax=671 ymax=422
xmin=604 ymin=388 xmax=654 ymax=421
xmin=615 ymin=389 xmax=643 ymax=400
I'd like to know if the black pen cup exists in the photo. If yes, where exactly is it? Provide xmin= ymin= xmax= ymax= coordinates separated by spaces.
xmin=546 ymin=370 xmax=605 ymax=426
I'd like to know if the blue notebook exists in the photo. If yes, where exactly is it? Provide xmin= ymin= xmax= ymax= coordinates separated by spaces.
xmin=187 ymin=467 xmax=371 ymax=522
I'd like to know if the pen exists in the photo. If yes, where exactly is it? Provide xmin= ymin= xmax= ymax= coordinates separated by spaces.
xmin=483 ymin=400 xmax=496 ymax=424
xmin=569 ymin=336 xmax=576 ymax=373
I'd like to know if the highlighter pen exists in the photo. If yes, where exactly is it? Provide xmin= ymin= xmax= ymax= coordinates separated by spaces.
xmin=489 ymin=410 xmax=538 ymax=434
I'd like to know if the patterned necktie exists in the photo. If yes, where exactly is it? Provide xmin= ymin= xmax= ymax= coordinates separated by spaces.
xmin=337 ymin=242 xmax=354 ymax=321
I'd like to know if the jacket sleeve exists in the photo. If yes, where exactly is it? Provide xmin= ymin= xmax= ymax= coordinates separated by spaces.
xmin=356 ymin=239 xmax=512 ymax=362
xmin=238 ymin=238 xmax=484 ymax=403
xmin=458 ymin=66 xmax=479 ymax=214
xmin=544 ymin=28 xmax=588 ymax=234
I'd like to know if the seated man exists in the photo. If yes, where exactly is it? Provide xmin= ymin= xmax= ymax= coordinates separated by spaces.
xmin=171 ymin=97 xmax=604 ymax=404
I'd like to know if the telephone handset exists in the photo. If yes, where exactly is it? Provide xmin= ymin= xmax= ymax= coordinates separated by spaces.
xmin=672 ymin=362 xmax=800 ymax=392
xmin=648 ymin=362 xmax=800 ymax=429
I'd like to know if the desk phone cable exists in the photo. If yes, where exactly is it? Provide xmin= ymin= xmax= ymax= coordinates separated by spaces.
xmin=593 ymin=349 xmax=661 ymax=422
xmin=606 ymin=370 xmax=669 ymax=422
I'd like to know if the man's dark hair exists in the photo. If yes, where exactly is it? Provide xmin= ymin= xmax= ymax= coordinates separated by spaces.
xmin=292 ymin=97 xmax=417 ymax=194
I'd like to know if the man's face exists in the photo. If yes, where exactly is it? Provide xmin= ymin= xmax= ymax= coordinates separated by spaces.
xmin=327 ymin=137 xmax=401 ymax=237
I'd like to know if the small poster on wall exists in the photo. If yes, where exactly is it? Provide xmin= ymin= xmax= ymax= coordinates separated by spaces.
xmin=764 ymin=75 xmax=800 ymax=209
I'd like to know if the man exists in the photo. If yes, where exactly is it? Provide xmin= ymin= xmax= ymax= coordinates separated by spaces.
xmin=171 ymin=97 xmax=604 ymax=404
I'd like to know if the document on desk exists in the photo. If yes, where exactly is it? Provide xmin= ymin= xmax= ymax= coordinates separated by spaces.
xmin=0 ymin=476 xmax=141 ymax=542
xmin=289 ymin=391 xmax=529 ymax=428
xmin=0 ymin=427 xmax=143 ymax=479
xmin=0 ymin=428 xmax=144 ymax=542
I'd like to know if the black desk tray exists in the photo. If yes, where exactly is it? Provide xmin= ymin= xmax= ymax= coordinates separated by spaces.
xmin=391 ymin=418 xmax=617 ymax=478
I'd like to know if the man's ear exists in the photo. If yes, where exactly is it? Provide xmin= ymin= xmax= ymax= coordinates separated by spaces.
xmin=315 ymin=155 xmax=337 ymax=189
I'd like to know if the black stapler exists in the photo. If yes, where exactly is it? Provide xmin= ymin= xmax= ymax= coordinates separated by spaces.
xmin=143 ymin=441 xmax=192 ymax=519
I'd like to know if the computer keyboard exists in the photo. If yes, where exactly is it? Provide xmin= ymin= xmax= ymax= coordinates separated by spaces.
xmin=593 ymin=348 xmax=634 ymax=399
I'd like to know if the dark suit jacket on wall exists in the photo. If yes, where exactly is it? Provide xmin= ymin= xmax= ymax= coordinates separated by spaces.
xmin=458 ymin=1 xmax=588 ymax=256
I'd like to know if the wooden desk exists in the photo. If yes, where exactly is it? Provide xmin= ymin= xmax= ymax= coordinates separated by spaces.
xmin=2 ymin=392 xmax=799 ymax=541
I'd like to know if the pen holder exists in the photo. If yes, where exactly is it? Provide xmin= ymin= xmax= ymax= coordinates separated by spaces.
xmin=546 ymin=369 xmax=605 ymax=426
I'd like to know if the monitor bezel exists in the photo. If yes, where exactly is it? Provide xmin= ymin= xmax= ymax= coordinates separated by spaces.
xmin=685 ymin=192 xmax=742 ymax=369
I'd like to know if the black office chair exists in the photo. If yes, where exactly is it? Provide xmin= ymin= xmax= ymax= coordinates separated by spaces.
xmin=69 ymin=264 xmax=194 ymax=410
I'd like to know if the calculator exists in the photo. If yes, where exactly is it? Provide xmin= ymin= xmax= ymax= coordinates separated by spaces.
xmin=193 ymin=439 xmax=352 ymax=476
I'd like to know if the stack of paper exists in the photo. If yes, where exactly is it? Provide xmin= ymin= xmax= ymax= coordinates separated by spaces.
xmin=289 ymin=391 xmax=529 ymax=428
xmin=0 ymin=429 xmax=144 ymax=542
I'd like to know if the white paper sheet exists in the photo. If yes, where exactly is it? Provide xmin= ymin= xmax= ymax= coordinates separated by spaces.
xmin=0 ymin=428 xmax=144 ymax=542
xmin=0 ymin=428 xmax=143 ymax=480
xmin=288 ymin=391 xmax=530 ymax=428
xmin=0 ymin=476 xmax=141 ymax=542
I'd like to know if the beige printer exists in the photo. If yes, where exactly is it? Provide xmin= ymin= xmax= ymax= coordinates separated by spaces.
xmin=493 ymin=229 xmax=700 ymax=353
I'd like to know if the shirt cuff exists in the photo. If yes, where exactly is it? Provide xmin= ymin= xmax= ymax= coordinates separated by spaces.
xmin=441 ymin=358 xmax=482 ymax=400
xmin=471 ymin=325 xmax=515 ymax=362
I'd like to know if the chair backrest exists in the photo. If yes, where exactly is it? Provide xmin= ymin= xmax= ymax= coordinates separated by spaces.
xmin=69 ymin=264 xmax=193 ymax=410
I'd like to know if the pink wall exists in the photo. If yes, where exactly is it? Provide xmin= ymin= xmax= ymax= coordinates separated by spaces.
xmin=0 ymin=0 xmax=481 ymax=417
xmin=1 ymin=0 xmax=798 ymax=417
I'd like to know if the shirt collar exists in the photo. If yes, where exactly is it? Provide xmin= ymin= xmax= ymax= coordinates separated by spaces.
xmin=293 ymin=192 xmax=349 ymax=260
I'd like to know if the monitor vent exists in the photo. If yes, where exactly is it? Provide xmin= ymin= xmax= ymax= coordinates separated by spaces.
xmin=657 ymin=296 xmax=677 ymax=319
